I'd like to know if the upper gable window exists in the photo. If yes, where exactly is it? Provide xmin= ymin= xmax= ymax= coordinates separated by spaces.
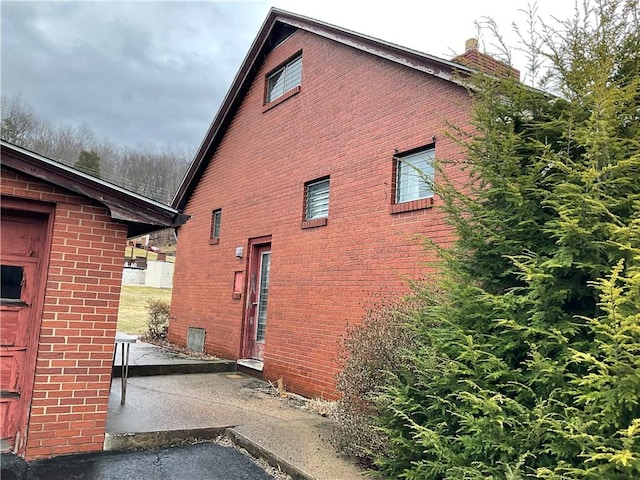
xmin=266 ymin=54 xmax=302 ymax=104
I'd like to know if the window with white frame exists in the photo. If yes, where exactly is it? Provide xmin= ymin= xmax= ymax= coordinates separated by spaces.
xmin=266 ymin=55 xmax=302 ymax=103
xmin=395 ymin=148 xmax=435 ymax=203
xmin=305 ymin=177 xmax=330 ymax=220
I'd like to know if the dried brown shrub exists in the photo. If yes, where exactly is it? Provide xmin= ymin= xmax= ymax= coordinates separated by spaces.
xmin=330 ymin=297 xmax=420 ymax=463
xmin=143 ymin=299 xmax=170 ymax=341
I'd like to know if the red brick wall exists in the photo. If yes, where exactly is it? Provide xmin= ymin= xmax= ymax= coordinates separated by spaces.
xmin=1 ymin=167 xmax=126 ymax=460
xmin=170 ymin=30 xmax=472 ymax=398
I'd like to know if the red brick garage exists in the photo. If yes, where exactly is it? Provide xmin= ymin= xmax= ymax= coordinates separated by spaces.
xmin=0 ymin=140 xmax=188 ymax=460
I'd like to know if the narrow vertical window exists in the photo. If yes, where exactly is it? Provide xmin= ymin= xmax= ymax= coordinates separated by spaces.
xmin=210 ymin=209 xmax=221 ymax=244
xmin=255 ymin=252 xmax=270 ymax=342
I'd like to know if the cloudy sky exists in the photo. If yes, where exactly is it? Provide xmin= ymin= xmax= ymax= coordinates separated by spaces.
xmin=2 ymin=0 xmax=576 ymax=153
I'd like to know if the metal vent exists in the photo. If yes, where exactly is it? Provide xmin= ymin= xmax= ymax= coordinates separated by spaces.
xmin=186 ymin=327 xmax=205 ymax=353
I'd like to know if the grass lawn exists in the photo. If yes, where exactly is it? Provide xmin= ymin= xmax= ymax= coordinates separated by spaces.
xmin=117 ymin=285 xmax=173 ymax=335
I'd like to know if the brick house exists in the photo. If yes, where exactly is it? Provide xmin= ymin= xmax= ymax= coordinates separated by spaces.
xmin=169 ymin=8 xmax=518 ymax=399
xmin=0 ymin=141 xmax=187 ymax=459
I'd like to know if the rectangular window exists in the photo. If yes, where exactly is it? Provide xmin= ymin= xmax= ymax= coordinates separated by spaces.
xmin=1 ymin=265 xmax=23 ymax=300
xmin=266 ymin=55 xmax=302 ymax=103
xmin=255 ymin=252 xmax=270 ymax=342
xmin=395 ymin=148 xmax=435 ymax=203
xmin=210 ymin=209 xmax=221 ymax=244
xmin=305 ymin=177 xmax=330 ymax=221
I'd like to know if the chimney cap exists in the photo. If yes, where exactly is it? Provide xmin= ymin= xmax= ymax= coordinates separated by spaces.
xmin=465 ymin=38 xmax=478 ymax=52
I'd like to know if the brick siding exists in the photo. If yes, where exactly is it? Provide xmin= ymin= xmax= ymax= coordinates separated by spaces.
xmin=170 ymin=30 xmax=472 ymax=398
xmin=1 ymin=168 xmax=126 ymax=460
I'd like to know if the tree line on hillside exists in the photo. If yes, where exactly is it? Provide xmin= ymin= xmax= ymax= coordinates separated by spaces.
xmin=1 ymin=94 xmax=192 ymax=203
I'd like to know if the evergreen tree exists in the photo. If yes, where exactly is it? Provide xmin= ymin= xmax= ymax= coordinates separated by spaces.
xmin=75 ymin=149 xmax=102 ymax=178
xmin=375 ymin=1 xmax=640 ymax=478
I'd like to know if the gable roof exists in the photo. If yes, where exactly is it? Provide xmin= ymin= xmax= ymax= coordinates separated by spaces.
xmin=1 ymin=140 xmax=190 ymax=237
xmin=171 ymin=7 xmax=475 ymax=211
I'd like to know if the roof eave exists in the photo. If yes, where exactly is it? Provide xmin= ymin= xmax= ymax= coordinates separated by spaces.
xmin=1 ymin=141 xmax=190 ymax=237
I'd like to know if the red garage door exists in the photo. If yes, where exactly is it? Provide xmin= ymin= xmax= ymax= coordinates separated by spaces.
xmin=0 ymin=204 xmax=50 ymax=455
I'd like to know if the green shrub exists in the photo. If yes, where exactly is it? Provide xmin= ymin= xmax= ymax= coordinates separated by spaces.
xmin=143 ymin=299 xmax=170 ymax=341
xmin=373 ymin=1 xmax=640 ymax=478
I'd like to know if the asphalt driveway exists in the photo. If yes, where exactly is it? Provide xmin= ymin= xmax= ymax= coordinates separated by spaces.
xmin=1 ymin=442 xmax=284 ymax=480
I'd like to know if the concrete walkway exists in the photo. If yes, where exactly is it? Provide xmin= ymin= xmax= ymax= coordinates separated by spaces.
xmin=107 ymin=341 xmax=366 ymax=480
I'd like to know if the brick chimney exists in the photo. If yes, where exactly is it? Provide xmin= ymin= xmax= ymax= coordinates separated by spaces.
xmin=453 ymin=38 xmax=520 ymax=80
xmin=465 ymin=38 xmax=479 ymax=52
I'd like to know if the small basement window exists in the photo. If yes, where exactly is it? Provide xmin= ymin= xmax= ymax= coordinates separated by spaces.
xmin=210 ymin=209 xmax=221 ymax=244
xmin=266 ymin=54 xmax=302 ymax=104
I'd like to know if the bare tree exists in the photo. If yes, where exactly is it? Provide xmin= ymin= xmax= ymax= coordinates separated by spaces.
xmin=1 ymin=94 xmax=41 ymax=146
xmin=0 ymin=93 xmax=191 ymax=202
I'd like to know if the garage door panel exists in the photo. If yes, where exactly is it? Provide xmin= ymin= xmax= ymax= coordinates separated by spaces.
xmin=0 ymin=214 xmax=45 ymax=258
xmin=0 ymin=310 xmax=19 ymax=346
xmin=0 ymin=399 xmax=18 ymax=437
xmin=0 ymin=352 xmax=23 ymax=392
xmin=1 ymin=206 xmax=49 ymax=456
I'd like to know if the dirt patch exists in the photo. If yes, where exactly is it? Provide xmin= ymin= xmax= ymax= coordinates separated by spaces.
xmin=258 ymin=379 xmax=336 ymax=417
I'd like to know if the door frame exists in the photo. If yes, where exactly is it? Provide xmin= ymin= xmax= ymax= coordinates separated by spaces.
xmin=240 ymin=235 xmax=271 ymax=360
xmin=1 ymin=196 xmax=54 ymax=456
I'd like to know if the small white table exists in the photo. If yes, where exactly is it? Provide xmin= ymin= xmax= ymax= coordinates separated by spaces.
xmin=113 ymin=332 xmax=137 ymax=405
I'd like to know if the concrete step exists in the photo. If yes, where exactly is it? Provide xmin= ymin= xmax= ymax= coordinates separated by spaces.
xmin=112 ymin=339 xmax=236 ymax=377
xmin=112 ymin=360 xmax=236 ymax=377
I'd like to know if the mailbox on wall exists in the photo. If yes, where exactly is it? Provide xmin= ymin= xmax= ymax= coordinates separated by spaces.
xmin=233 ymin=271 xmax=244 ymax=299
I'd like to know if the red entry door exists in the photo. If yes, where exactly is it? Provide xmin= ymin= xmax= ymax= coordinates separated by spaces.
xmin=243 ymin=243 xmax=271 ymax=361
xmin=0 ymin=208 xmax=49 ymax=455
